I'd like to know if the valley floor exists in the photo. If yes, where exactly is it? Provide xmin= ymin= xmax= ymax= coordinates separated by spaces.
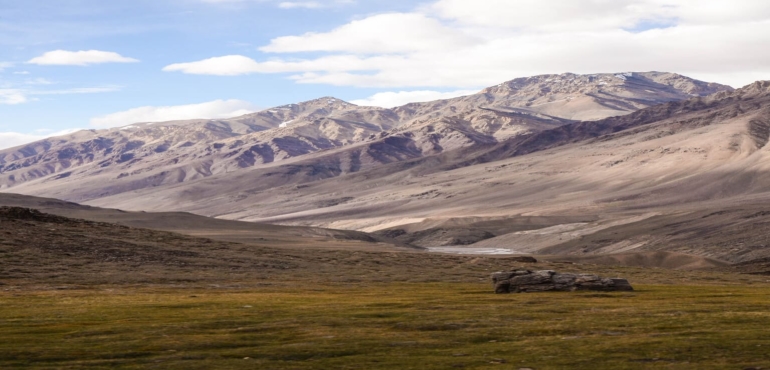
xmin=2 ymin=282 xmax=770 ymax=369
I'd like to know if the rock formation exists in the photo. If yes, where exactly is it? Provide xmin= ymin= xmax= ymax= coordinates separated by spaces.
xmin=491 ymin=269 xmax=633 ymax=293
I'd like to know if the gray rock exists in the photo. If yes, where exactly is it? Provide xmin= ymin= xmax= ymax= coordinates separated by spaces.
xmin=575 ymin=274 xmax=601 ymax=283
xmin=517 ymin=284 xmax=555 ymax=292
xmin=552 ymin=273 xmax=577 ymax=284
xmin=491 ymin=269 xmax=633 ymax=293
xmin=511 ymin=269 xmax=532 ymax=276
xmin=610 ymin=278 xmax=634 ymax=291
xmin=510 ymin=272 xmax=552 ymax=286
xmin=494 ymin=280 xmax=511 ymax=294
xmin=491 ymin=271 xmax=514 ymax=284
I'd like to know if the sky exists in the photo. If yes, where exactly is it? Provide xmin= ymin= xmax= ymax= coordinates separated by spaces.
xmin=1 ymin=0 xmax=770 ymax=149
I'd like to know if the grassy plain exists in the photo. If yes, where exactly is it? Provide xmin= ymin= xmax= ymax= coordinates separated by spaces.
xmin=2 ymin=283 xmax=770 ymax=369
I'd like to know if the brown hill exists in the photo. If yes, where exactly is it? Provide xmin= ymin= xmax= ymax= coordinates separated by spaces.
xmin=0 ymin=192 xmax=409 ymax=250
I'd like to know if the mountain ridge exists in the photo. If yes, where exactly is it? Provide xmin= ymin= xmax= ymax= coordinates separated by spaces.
xmin=0 ymin=72 xmax=732 ymax=203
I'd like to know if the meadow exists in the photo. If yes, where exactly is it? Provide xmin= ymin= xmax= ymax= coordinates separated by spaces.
xmin=2 ymin=282 xmax=770 ymax=369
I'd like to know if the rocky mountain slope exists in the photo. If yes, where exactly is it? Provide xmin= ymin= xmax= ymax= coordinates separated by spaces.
xmin=0 ymin=72 xmax=730 ymax=203
xmin=72 ymin=80 xmax=770 ymax=263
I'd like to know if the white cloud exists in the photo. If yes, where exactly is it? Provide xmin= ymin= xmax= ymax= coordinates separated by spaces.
xmin=0 ymin=85 xmax=122 ymax=105
xmin=163 ymin=54 xmax=399 ymax=76
xmin=278 ymin=0 xmax=354 ymax=8
xmin=665 ymin=1 xmax=770 ymax=24
xmin=277 ymin=1 xmax=355 ymax=9
xmin=0 ymin=89 xmax=28 ymax=105
xmin=351 ymin=89 xmax=477 ymax=108
xmin=278 ymin=2 xmax=323 ymax=8
xmin=260 ymin=13 xmax=478 ymax=54
xmin=199 ymin=0 xmax=354 ymax=6
xmin=163 ymin=55 xmax=262 ymax=76
xmin=0 ymin=62 xmax=13 ymax=71
xmin=168 ymin=0 xmax=770 ymax=88
xmin=24 ymin=78 xmax=54 ymax=85
xmin=0 ymin=132 xmax=53 ymax=150
xmin=13 ymin=71 xmax=30 ymax=75
xmin=0 ymin=129 xmax=82 ymax=150
xmin=90 ymin=99 xmax=257 ymax=128
xmin=32 ymin=86 xmax=122 ymax=95
xmin=428 ymin=0 xmax=666 ymax=32
xmin=428 ymin=0 xmax=770 ymax=30
xmin=28 ymin=50 xmax=139 ymax=66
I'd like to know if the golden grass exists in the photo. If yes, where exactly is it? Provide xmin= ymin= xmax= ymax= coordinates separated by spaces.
xmin=2 ymin=283 xmax=770 ymax=369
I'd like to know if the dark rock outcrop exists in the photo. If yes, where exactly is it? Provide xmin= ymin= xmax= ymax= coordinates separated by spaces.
xmin=492 ymin=269 xmax=633 ymax=293
xmin=0 ymin=206 xmax=59 ymax=222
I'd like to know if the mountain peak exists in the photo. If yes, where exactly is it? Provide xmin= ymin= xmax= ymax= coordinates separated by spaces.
xmin=735 ymin=80 xmax=770 ymax=96
xmin=297 ymin=96 xmax=353 ymax=107
xmin=483 ymin=71 xmax=731 ymax=97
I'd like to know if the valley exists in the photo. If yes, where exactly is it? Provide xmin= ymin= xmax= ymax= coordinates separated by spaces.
xmin=4 ymin=72 xmax=770 ymax=369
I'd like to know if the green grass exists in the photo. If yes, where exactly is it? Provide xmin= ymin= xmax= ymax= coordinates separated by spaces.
xmin=2 ymin=283 xmax=770 ymax=369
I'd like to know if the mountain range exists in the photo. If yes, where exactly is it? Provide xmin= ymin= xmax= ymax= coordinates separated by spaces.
xmin=9 ymin=71 xmax=770 ymax=263
xmin=0 ymin=72 xmax=728 ymax=200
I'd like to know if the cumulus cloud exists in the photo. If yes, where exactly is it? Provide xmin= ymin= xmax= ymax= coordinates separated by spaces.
xmin=90 ymin=99 xmax=257 ymax=128
xmin=0 ymin=129 xmax=82 ymax=150
xmin=351 ymin=89 xmax=477 ymax=108
xmin=260 ymin=13 xmax=479 ymax=54
xmin=167 ymin=0 xmax=770 ymax=88
xmin=163 ymin=55 xmax=263 ymax=76
xmin=28 ymin=50 xmax=139 ymax=66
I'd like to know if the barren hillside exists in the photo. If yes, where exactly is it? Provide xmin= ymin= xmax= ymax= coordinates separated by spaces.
xmin=0 ymin=72 xmax=729 ymax=204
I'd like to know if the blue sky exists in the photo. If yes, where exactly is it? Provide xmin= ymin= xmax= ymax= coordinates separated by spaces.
xmin=1 ymin=0 xmax=770 ymax=148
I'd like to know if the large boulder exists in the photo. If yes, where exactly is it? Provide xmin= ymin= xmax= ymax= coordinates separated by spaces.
xmin=492 ymin=269 xmax=633 ymax=293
